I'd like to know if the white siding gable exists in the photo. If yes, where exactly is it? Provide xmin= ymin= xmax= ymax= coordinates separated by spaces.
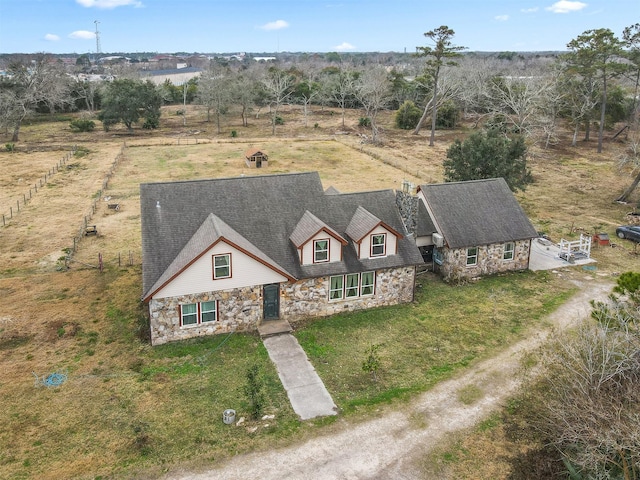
xmin=299 ymin=232 xmax=343 ymax=265
xmin=154 ymin=240 xmax=287 ymax=299
xmin=358 ymin=225 xmax=398 ymax=259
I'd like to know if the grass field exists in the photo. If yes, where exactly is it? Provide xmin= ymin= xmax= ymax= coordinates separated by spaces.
xmin=1 ymin=104 xmax=639 ymax=479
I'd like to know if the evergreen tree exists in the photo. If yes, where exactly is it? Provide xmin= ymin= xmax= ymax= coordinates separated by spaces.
xmin=443 ymin=129 xmax=532 ymax=191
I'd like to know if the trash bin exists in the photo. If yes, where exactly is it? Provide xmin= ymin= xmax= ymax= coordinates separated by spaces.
xmin=223 ymin=409 xmax=236 ymax=425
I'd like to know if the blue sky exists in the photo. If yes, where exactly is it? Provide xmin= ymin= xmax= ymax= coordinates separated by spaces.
xmin=0 ymin=0 xmax=636 ymax=54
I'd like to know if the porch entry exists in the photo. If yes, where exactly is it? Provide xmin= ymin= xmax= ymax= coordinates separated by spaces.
xmin=263 ymin=283 xmax=280 ymax=320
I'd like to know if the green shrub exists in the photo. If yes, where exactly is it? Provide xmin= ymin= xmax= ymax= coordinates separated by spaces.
xmin=362 ymin=344 xmax=382 ymax=382
xmin=435 ymin=100 xmax=459 ymax=129
xmin=358 ymin=117 xmax=371 ymax=127
xmin=69 ymin=119 xmax=96 ymax=132
xmin=5 ymin=143 xmax=15 ymax=152
xmin=230 ymin=130 xmax=238 ymax=138
xmin=395 ymin=101 xmax=422 ymax=130
xmin=274 ymin=116 xmax=284 ymax=125
xmin=243 ymin=364 xmax=265 ymax=420
xmin=142 ymin=115 xmax=160 ymax=129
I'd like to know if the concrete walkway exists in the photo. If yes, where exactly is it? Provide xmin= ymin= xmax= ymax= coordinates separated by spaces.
xmin=262 ymin=333 xmax=338 ymax=420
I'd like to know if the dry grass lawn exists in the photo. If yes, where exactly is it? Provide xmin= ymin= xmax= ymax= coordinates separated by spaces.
xmin=1 ymin=103 xmax=639 ymax=479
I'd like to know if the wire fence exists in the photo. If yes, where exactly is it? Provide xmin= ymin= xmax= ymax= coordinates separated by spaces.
xmin=65 ymin=143 xmax=128 ymax=269
xmin=1 ymin=146 xmax=78 ymax=228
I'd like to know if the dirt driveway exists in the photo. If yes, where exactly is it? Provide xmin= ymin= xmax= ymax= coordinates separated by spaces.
xmin=164 ymin=280 xmax=613 ymax=480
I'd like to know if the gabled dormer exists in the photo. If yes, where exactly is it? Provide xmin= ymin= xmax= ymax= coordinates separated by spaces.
xmin=346 ymin=206 xmax=402 ymax=260
xmin=290 ymin=210 xmax=348 ymax=265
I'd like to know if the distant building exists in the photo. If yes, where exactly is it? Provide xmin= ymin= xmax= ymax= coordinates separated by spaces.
xmin=142 ymin=66 xmax=202 ymax=86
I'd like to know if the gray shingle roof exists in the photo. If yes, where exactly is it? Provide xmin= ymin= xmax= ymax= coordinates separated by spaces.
xmin=141 ymin=172 xmax=423 ymax=299
xmin=416 ymin=200 xmax=436 ymax=237
xmin=290 ymin=210 xmax=347 ymax=248
xmin=345 ymin=206 xmax=382 ymax=242
xmin=418 ymin=178 xmax=537 ymax=249
xmin=147 ymin=213 xmax=294 ymax=298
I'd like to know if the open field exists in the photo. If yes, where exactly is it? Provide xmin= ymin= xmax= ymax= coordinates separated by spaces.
xmin=1 ymin=104 xmax=640 ymax=479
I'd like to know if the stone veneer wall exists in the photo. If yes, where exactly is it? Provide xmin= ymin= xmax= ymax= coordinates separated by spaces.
xmin=149 ymin=285 xmax=263 ymax=345
xmin=439 ymin=239 xmax=531 ymax=281
xmin=395 ymin=190 xmax=419 ymax=236
xmin=149 ymin=266 xmax=416 ymax=345
xmin=280 ymin=266 xmax=416 ymax=322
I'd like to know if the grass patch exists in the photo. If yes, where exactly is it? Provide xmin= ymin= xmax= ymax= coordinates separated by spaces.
xmin=295 ymin=271 xmax=576 ymax=414
xmin=457 ymin=384 xmax=483 ymax=405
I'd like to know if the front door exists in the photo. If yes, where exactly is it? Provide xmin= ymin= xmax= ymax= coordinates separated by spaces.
xmin=263 ymin=283 xmax=280 ymax=320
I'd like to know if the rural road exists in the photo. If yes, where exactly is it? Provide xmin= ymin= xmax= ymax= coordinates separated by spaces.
xmin=163 ymin=279 xmax=613 ymax=480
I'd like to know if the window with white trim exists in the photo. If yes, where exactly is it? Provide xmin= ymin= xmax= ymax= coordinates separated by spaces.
xmin=345 ymin=273 xmax=360 ymax=298
xmin=329 ymin=272 xmax=375 ymax=300
xmin=201 ymin=300 xmax=217 ymax=323
xmin=181 ymin=303 xmax=198 ymax=326
xmin=360 ymin=271 xmax=375 ymax=296
xmin=181 ymin=301 xmax=218 ymax=327
xmin=466 ymin=247 xmax=478 ymax=266
xmin=503 ymin=242 xmax=515 ymax=261
xmin=213 ymin=253 xmax=231 ymax=279
xmin=314 ymin=239 xmax=329 ymax=263
xmin=329 ymin=275 xmax=344 ymax=300
xmin=371 ymin=233 xmax=386 ymax=257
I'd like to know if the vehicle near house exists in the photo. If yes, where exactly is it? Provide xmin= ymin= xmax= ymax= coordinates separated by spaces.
xmin=616 ymin=225 xmax=640 ymax=243
xmin=140 ymin=171 xmax=423 ymax=345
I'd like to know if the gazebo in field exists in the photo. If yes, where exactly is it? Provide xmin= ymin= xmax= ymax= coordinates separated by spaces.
xmin=245 ymin=148 xmax=268 ymax=168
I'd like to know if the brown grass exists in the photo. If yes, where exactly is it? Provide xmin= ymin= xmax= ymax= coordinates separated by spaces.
xmin=1 ymin=103 xmax=639 ymax=479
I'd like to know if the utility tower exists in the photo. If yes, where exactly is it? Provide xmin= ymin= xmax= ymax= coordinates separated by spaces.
xmin=94 ymin=20 xmax=101 ymax=56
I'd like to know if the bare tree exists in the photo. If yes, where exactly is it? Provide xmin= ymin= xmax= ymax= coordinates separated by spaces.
xmin=525 ymin=290 xmax=640 ymax=480
xmin=231 ymin=70 xmax=260 ymax=128
xmin=321 ymin=68 xmax=358 ymax=128
xmin=196 ymin=64 xmax=232 ymax=133
xmin=73 ymin=78 xmax=101 ymax=112
xmin=0 ymin=54 xmax=73 ymax=141
xmin=354 ymin=66 xmax=391 ymax=144
xmin=615 ymin=134 xmax=640 ymax=203
xmin=483 ymin=73 xmax=552 ymax=139
xmin=261 ymin=67 xmax=295 ymax=135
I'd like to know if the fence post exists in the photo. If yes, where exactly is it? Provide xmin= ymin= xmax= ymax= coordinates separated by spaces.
xmin=10 ymin=207 xmax=12 ymax=219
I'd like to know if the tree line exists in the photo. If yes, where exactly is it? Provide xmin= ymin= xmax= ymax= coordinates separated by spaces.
xmin=1 ymin=24 xmax=639 ymax=196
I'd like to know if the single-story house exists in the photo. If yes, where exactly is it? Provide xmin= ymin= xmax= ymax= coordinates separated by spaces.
xmin=245 ymin=148 xmax=268 ymax=168
xmin=414 ymin=178 xmax=538 ymax=282
xmin=140 ymin=172 xmax=424 ymax=345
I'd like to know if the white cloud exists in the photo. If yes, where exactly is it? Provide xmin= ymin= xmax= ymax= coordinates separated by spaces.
xmin=521 ymin=7 xmax=539 ymax=13
xmin=44 ymin=34 xmax=60 ymax=42
xmin=260 ymin=20 xmax=289 ymax=31
xmin=545 ymin=1 xmax=587 ymax=13
xmin=335 ymin=42 xmax=355 ymax=52
xmin=69 ymin=30 xmax=96 ymax=40
xmin=495 ymin=14 xmax=509 ymax=21
xmin=76 ymin=0 xmax=142 ymax=9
